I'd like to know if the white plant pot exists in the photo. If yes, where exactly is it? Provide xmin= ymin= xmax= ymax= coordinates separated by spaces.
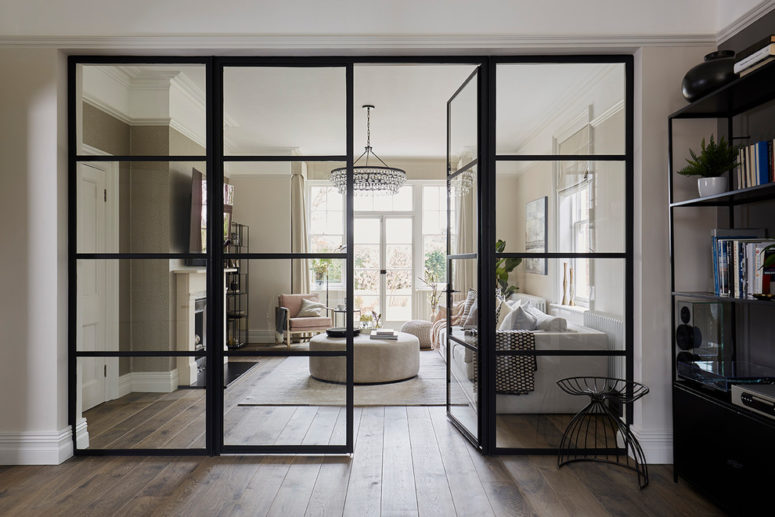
xmin=697 ymin=177 xmax=727 ymax=197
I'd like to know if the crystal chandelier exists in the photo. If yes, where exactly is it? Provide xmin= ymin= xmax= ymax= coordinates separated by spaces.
xmin=330 ymin=105 xmax=406 ymax=196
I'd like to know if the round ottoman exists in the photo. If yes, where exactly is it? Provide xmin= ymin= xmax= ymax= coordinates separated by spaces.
xmin=400 ymin=320 xmax=434 ymax=349
xmin=309 ymin=331 xmax=420 ymax=384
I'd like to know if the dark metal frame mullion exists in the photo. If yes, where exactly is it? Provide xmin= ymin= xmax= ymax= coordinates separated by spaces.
xmin=224 ymin=350 xmax=348 ymax=357
xmin=624 ymin=56 xmax=635 ymax=426
xmin=495 ymin=350 xmax=627 ymax=356
xmin=76 ymin=351 xmax=206 ymax=357
xmin=223 ymin=253 xmax=346 ymax=260
xmin=496 ymin=154 xmax=626 ymax=161
xmin=75 ymin=155 xmax=206 ymax=162
xmin=224 ymin=155 xmax=347 ymax=162
xmin=76 ymin=253 xmax=207 ymax=260
xmin=449 ymin=158 xmax=477 ymax=177
xmin=345 ymin=62 xmax=355 ymax=453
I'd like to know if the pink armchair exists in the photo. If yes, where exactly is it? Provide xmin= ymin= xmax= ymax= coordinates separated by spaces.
xmin=275 ymin=293 xmax=332 ymax=349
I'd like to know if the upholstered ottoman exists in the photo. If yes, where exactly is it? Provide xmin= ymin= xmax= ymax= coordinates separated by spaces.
xmin=399 ymin=320 xmax=434 ymax=349
xmin=309 ymin=332 xmax=420 ymax=384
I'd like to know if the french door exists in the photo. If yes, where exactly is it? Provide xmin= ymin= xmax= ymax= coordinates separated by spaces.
xmin=354 ymin=214 xmax=414 ymax=328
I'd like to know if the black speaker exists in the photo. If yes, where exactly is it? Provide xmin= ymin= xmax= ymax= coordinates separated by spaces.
xmin=676 ymin=303 xmax=703 ymax=350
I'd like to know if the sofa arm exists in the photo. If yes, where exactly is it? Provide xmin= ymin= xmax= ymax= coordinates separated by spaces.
xmin=275 ymin=306 xmax=289 ymax=333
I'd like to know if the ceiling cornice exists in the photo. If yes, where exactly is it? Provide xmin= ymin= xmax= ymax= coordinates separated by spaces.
xmin=0 ymin=33 xmax=717 ymax=52
xmin=716 ymin=0 xmax=775 ymax=44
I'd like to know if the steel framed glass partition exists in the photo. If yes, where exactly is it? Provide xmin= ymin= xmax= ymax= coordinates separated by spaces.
xmin=69 ymin=55 xmax=632 ymax=457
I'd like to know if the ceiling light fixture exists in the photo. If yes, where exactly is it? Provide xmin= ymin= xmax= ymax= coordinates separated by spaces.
xmin=330 ymin=104 xmax=406 ymax=196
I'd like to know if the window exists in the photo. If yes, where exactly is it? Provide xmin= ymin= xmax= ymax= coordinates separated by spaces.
xmin=558 ymin=180 xmax=591 ymax=305
xmin=308 ymin=184 xmax=344 ymax=288
xmin=421 ymin=185 xmax=447 ymax=284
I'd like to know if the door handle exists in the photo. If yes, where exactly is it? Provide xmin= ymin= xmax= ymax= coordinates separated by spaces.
xmin=380 ymin=270 xmax=387 ymax=275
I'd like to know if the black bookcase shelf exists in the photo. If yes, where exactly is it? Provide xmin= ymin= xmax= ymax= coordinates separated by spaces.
xmin=668 ymin=53 xmax=775 ymax=515
xmin=226 ymin=222 xmax=249 ymax=348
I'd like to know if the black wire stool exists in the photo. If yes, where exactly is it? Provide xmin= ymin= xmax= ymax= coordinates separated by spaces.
xmin=556 ymin=376 xmax=650 ymax=489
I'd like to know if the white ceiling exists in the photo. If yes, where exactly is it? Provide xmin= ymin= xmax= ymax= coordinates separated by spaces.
xmin=85 ymin=62 xmax=624 ymax=159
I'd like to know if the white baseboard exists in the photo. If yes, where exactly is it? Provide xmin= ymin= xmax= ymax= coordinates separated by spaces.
xmin=249 ymin=329 xmax=277 ymax=344
xmin=630 ymin=425 xmax=673 ymax=464
xmin=131 ymin=369 xmax=179 ymax=393
xmin=75 ymin=420 xmax=89 ymax=450
xmin=116 ymin=369 xmax=179 ymax=394
xmin=118 ymin=372 xmax=132 ymax=398
xmin=0 ymin=426 xmax=75 ymax=465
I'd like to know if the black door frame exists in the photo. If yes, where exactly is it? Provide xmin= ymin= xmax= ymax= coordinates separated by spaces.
xmin=68 ymin=54 xmax=633 ymax=457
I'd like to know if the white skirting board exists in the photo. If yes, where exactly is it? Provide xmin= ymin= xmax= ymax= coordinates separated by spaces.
xmin=117 ymin=369 xmax=179 ymax=395
xmin=0 ymin=422 xmax=85 ymax=465
xmin=630 ymin=425 xmax=672 ymax=464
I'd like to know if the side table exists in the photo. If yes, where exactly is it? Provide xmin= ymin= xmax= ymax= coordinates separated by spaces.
xmin=556 ymin=376 xmax=650 ymax=488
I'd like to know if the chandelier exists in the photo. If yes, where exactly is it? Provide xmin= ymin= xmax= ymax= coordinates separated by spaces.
xmin=330 ymin=105 xmax=406 ymax=196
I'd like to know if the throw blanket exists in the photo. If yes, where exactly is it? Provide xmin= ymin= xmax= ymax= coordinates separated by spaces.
xmin=430 ymin=301 xmax=466 ymax=350
xmin=470 ymin=330 xmax=537 ymax=395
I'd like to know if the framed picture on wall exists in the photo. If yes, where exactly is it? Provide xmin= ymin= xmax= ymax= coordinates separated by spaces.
xmin=525 ymin=196 xmax=547 ymax=275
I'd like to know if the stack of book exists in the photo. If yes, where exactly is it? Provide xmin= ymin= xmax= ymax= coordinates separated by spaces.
xmin=734 ymin=35 xmax=775 ymax=76
xmin=370 ymin=329 xmax=398 ymax=340
xmin=737 ymin=140 xmax=774 ymax=189
xmin=711 ymin=228 xmax=775 ymax=297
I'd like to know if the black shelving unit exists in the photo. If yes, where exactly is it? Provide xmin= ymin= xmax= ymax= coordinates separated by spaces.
xmin=226 ymin=222 xmax=249 ymax=348
xmin=668 ymin=60 xmax=775 ymax=515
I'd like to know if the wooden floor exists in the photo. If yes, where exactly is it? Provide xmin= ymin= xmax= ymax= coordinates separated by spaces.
xmin=0 ymin=405 xmax=724 ymax=517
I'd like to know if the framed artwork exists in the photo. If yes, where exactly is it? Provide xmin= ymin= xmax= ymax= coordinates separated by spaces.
xmin=525 ymin=196 xmax=547 ymax=275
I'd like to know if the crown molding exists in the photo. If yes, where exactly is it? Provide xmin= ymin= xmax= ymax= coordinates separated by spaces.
xmin=717 ymin=0 xmax=775 ymax=44
xmin=0 ymin=33 xmax=716 ymax=51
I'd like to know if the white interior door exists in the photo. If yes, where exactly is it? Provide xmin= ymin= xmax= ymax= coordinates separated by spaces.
xmin=77 ymin=162 xmax=107 ymax=411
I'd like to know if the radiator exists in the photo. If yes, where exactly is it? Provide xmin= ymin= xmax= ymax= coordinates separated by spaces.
xmin=511 ymin=293 xmax=547 ymax=313
xmin=583 ymin=311 xmax=625 ymax=379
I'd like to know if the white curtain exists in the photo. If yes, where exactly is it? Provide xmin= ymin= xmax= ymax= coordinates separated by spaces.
xmin=290 ymin=162 xmax=309 ymax=293
xmin=453 ymin=153 xmax=477 ymax=300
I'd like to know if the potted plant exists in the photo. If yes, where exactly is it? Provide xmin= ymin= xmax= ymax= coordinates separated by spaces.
xmin=677 ymin=135 xmax=738 ymax=197
xmin=311 ymin=259 xmax=330 ymax=286
xmin=495 ymin=239 xmax=522 ymax=299
xmin=418 ymin=268 xmax=441 ymax=317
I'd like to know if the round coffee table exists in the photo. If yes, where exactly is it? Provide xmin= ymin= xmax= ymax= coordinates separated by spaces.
xmin=309 ymin=331 xmax=420 ymax=384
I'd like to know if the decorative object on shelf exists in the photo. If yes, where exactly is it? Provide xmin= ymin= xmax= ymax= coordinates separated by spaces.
xmin=330 ymin=104 xmax=406 ymax=196
xmin=525 ymin=197 xmax=548 ymax=275
xmin=495 ymin=239 xmax=522 ymax=298
xmin=359 ymin=312 xmax=374 ymax=329
xmin=677 ymin=135 xmax=738 ymax=197
xmin=568 ymin=266 xmax=575 ymax=306
xmin=752 ymin=293 xmax=774 ymax=301
xmin=418 ymin=267 xmax=441 ymax=317
xmin=556 ymin=376 xmax=650 ymax=489
xmin=681 ymin=50 xmax=737 ymax=102
xmin=561 ymin=262 xmax=568 ymax=305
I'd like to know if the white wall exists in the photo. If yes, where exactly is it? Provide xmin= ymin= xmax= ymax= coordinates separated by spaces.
xmin=0 ymin=48 xmax=70 ymax=464
xmin=632 ymin=44 xmax=715 ymax=464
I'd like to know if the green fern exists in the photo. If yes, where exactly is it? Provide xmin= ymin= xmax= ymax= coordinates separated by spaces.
xmin=677 ymin=135 xmax=738 ymax=178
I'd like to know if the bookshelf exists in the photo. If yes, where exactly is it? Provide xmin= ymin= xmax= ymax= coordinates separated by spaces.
xmin=668 ymin=59 xmax=775 ymax=514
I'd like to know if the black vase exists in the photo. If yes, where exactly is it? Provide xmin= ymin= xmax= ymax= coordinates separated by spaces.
xmin=682 ymin=50 xmax=737 ymax=102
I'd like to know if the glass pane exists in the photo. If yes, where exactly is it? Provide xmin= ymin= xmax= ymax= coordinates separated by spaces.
xmin=78 ymin=64 xmax=207 ymax=157
xmin=223 ymin=67 xmax=345 ymax=156
xmin=386 ymin=271 xmax=412 ymax=294
xmin=446 ymin=258 xmax=479 ymax=438
xmin=449 ymin=73 xmax=478 ymax=173
xmin=77 ymin=357 xmax=205 ymax=449
xmin=387 ymin=245 xmax=412 ymax=268
xmin=496 ymin=161 xmax=625 ymax=253
xmin=354 ymin=218 xmax=381 ymax=244
xmin=496 ymin=63 xmax=625 ymax=155
xmin=76 ymin=161 xmax=207 ymax=253
xmin=224 ymin=355 xmax=346 ymax=447
xmin=76 ymin=259 xmax=210 ymax=353
xmin=449 ymin=167 xmax=478 ymax=255
xmin=386 ymin=295 xmax=412 ymax=322
xmin=492 ymin=259 xmax=627 ymax=351
xmin=495 ymin=356 xmax=625 ymax=449
xmin=355 ymin=244 xmax=380 ymax=269
xmin=225 ymin=162 xmax=346 ymax=254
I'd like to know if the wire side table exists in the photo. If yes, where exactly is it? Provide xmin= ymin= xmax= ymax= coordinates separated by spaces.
xmin=556 ymin=376 xmax=650 ymax=489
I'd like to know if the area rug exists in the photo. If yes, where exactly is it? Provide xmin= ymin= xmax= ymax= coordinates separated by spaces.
xmin=239 ymin=350 xmax=446 ymax=406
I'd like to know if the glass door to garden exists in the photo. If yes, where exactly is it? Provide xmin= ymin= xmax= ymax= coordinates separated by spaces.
xmin=354 ymin=215 xmax=414 ymax=329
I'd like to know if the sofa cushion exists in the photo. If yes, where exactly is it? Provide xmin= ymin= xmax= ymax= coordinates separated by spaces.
xmin=524 ymin=304 xmax=567 ymax=332
xmin=289 ymin=316 xmax=331 ymax=329
xmin=297 ymin=297 xmax=327 ymax=317
xmin=279 ymin=293 xmax=319 ymax=318
xmin=500 ymin=305 xmax=537 ymax=331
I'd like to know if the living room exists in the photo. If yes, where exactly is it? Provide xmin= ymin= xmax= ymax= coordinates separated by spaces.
xmin=1 ymin=1 xmax=773 ymax=515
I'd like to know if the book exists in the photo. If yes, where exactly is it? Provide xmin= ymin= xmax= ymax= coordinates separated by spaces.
xmin=371 ymin=330 xmax=397 ymax=340
xmin=740 ymin=56 xmax=775 ymax=77
xmin=758 ymin=141 xmax=770 ymax=186
xmin=373 ymin=329 xmax=395 ymax=336
xmin=735 ymin=35 xmax=775 ymax=62
xmin=712 ymin=229 xmax=767 ymax=296
xmin=734 ymin=44 xmax=775 ymax=74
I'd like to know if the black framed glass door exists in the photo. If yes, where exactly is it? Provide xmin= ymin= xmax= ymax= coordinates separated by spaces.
xmin=217 ymin=60 xmax=354 ymax=454
xmin=446 ymin=67 xmax=484 ymax=448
